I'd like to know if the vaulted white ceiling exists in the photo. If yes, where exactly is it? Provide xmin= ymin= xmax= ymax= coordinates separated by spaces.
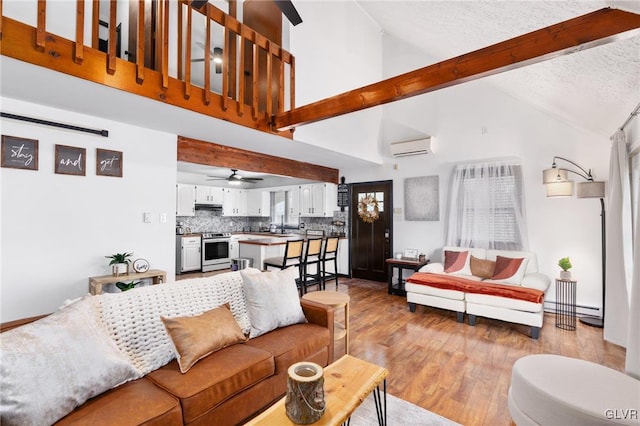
xmin=357 ymin=0 xmax=640 ymax=137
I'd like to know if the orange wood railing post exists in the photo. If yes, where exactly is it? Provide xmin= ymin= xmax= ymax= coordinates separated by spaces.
xmin=221 ymin=13 xmax=229 ymax=111
xmin=161 ymin=0 xmax=169 ymax=89
xmin=0 ymin=0 xmax=4 ymax=40
xmin=74 ymin=0 xmax=84 ymax=64
xmin=136 ymin=0 xmax=145 ymax=83
xmin=278 ymin=48 xmax=284 ymax=114
xmin=265 ymin=40 xmax=273 ymax=117
xmin=238 ymin=27 xmax=246 ymax=117
xmin=184 ymin=1 xmax=192 ymax=99
xmin=251 ymin=36 xmax=258 ymax=120
xmin=107 ymin=0 xmax=116 ymax=74
xmin=203 ymin=5 xmax=211 ymax=105
xmin=91 ymin=0 xmax=99 ymax=49
xmin=177 ymin=0 xmax=183 ymax=80
xmin=36 ymin=0 xmax=45 ymax=50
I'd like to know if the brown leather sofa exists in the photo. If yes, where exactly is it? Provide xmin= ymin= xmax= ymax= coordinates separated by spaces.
xmin=0 ymin=299 xmax=334 ymax=426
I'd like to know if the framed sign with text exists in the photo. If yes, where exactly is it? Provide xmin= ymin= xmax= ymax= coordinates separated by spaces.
xmin=55 ymin=144 xmax=86 ymax=176
xmin=96 ymin=148 xmax=123 ymax=177
xmin=1 ymin=135 xmax=38 ymax=171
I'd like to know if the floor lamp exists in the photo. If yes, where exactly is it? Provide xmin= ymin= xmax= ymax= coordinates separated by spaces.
xmin=543 ymin=156 xmax=606 ymax=328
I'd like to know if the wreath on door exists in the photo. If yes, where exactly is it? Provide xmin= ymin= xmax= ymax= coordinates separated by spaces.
xmin=358 ymin=195 xmax=380 ymax=223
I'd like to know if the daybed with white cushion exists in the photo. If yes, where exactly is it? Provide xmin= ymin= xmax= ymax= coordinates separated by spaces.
xmin=405 ymin=246 xmax=551 ymax=338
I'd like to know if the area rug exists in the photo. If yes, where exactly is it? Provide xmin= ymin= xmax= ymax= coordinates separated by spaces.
xmin=349 ymin=393 xmax=461 ymax=426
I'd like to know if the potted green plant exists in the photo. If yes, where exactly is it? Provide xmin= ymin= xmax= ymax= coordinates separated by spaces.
xmin=558 ymin=256 xmax=572 ymax=280
xmin=115 ymin=280 xmax=143 ymax=292
xmin=106 ymin=252 xmax=133 ymax=276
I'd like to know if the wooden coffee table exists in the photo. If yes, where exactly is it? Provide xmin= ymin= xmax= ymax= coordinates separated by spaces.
xmin=246 ymin=355 xmax=388 ymax=426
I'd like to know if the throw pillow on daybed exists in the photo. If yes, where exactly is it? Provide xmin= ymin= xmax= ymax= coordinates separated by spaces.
xmin=161 ymin=303 xmax=247 ymax=373
xmin=470 ymin=255 xmax=496 ymax=279
xmin=240 ymin=267 xmax=306 ymax=338
xmin=444 ymin=249 xmax=472 ymax=275
xmin=0 ymin=297 xmax=140 ymax=426
xmin=490 ymin=255 xmax=529 ymax=285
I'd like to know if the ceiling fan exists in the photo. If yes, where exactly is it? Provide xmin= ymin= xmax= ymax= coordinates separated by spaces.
xmin=192 ymin=42 xmax=222 ymax=73
xmin=206 ymin=169 xmax=264 ymax=184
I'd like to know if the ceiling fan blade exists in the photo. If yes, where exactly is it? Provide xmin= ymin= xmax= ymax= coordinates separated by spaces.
xmin=274 ymin=0 xmax=302 ymax=26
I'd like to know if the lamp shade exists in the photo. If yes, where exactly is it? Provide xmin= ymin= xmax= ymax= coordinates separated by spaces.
xmin=577 ymin=181 xmax=605 ymax=198
xmin=543 ymin=168 xmax=569 ymax=184
xmin=546 ymin=181 xmax=574 ymax=197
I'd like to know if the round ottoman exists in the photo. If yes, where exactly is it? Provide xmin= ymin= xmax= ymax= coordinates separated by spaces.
xmin=508 ymin=354 xmax=640 ymax=425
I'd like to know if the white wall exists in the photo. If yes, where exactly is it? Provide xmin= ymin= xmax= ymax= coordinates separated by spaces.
xmin=289 ymin=1 xmax=384 ymax=164
xmin=344 ymin=35 xmax=611 ymax=313
xmin=0 ymin=98 xmax=177 ymax=322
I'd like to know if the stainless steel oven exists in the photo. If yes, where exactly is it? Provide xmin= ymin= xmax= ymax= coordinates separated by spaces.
xmin=201 ymin=232 xmax=232 ymax=272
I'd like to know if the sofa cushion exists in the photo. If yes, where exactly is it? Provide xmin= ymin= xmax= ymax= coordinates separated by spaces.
xmin=161 ymin=304 xmax=247 ymax=373
xmin=405 ymin=282 xmax=466 ymax=300
xmin=0 ymin=297 xmax=140 ymax=426
xmin=241 ymin=267 xmax=307 ymax=338
xmin=56 ymin=378 xmax=182 ymax=426
xmin=147 ymin=344 xmax=273 ymax=424
xmin=490 ymin=255 xmax=529 ymax=285
xmin=470 ymin=255 xmax=496 ymax=279
xmin=444 ymin=250 xmax=472 ymax=275
xmin=244 ymin=323 xmax=330 ymax=375
xmin=465 ymin=293 xmax=544 ymax=313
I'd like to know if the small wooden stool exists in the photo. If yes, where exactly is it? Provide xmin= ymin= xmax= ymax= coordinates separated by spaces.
xmin=301 ymin=291 xmax=350 ymax=354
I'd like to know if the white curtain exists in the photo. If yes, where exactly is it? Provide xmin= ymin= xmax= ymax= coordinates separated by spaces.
xmin=604 ymin=130 xmax=633 ymax=346
xmin=446 ymin=160 xmax=528 ymax=250
xmin=626 ymin=151 xmax=640 ymax=379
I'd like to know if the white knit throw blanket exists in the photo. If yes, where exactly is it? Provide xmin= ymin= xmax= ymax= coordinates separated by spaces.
xmin=94 ymin=272 xmax=251 ymax=375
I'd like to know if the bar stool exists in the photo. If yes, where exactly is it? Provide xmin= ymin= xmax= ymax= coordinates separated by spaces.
xmin=301 ymin=238 xmax=323 ymax=293
xmin=320 ymin=237 xmax=340 ymax=290
xmin=263 ymin=239 xmax=304 ymax=294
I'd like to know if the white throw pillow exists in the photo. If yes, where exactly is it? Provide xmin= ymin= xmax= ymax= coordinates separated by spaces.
xmin=240 ymin=267 xmax=306 ymax=338
xmin=0 ymin=297 xmax=140 ymax=425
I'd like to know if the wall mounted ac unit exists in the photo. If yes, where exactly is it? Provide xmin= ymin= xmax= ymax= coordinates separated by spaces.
xmin=390 ymin=137 xmax=431 ymax=157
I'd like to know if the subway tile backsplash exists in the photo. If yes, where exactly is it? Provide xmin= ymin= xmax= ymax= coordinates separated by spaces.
xmin=177 ymin=209 xmax=349 ymax=236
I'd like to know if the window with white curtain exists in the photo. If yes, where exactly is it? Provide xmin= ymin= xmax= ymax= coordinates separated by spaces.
xmin=446 ymin=160 xmax=528 ymax=250
xmin=631 ymin=151 xmax=639 ymax=241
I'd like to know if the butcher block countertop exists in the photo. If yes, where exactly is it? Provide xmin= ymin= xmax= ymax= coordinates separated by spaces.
xmin=236 ymin=234 xmax=346 ymax=246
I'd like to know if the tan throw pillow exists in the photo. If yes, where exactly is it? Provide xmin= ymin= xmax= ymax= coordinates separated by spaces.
xmin=444 ymin=250 xmax=471 ymax=275
xmin=161 ymin=303 xmax=247 ymax=373
xmin=490 ymin=255 xmax=529 ymax=285
xmin=470 ymin=255 xmax=496 ymax=279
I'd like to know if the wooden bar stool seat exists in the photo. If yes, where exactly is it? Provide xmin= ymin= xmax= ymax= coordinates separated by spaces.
xmin=263 ymin=239 xmax=304 ymax=294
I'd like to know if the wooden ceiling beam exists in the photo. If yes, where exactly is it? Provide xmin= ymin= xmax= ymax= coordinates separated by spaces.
xmin=177 ymin=136 xmax=339 ymax=183
xmin=273 ymin=8 xmax=640 ymax=131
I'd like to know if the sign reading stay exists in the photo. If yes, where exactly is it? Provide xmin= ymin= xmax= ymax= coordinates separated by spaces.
xmin=1 ymin=135 xmax=39 ymax=170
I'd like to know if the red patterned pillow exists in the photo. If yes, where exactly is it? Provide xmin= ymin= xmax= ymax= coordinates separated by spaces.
xmin=490 ymin=255 xmax=529 ymax=285
xmin=444 ymin=250 xmax=471 ymax=275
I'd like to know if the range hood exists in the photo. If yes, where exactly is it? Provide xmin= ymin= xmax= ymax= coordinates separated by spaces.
xmin=194 ymin=203 xmax=223 ymax=211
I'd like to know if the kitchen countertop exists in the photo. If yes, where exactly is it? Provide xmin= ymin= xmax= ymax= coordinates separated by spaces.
xmin=236 ymin=234 xmax=346 ymax=246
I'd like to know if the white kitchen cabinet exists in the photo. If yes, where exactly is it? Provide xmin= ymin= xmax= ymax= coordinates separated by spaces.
xmin=223 ymin=188 xmax=247 ymax=216
xmin=229 ymin=236 xmax=241 ymax=259
xmin=180 ymin=236 xmax=201 ymax=272
xmin=286 ymin=186 xmax=301 ymax=219
xmin=195 ymin=185 xmax=223 ymax=205
xmin=247 ymin=190 xmax=270 ymax=217
xmin=299 ymin=183 xmax=337 ymax=217
xmin=176 ymin=183 xmax=196 ymax=216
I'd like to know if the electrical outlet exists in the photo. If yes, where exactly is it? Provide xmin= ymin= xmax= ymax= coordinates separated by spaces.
xmin=143 ymin=212 xmax=152 ymax=223
xmin=160 ymin=213 xmax=167 ymax=223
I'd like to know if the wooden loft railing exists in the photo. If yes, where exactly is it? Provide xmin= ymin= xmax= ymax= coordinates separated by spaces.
xmin=0 ymin=0 xmax=295 ymax=137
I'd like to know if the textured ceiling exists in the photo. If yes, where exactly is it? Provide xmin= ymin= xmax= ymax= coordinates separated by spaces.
xmin=357 ymin=0 xmax=640 ymax=137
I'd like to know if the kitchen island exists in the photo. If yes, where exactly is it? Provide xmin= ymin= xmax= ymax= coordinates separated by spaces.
xmin=238 ymin=235 xmax=299 ymax=270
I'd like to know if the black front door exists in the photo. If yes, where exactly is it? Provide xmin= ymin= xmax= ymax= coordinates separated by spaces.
xmin=350 ymin=181 xmax=393 ymax=282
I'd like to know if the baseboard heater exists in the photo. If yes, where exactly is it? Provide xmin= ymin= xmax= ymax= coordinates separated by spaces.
xmin=543 ymin=300 xmax=600 ymax=317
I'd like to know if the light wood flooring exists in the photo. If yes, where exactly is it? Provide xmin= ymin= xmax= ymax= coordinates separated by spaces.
xmin=327 ymin=277 xmax=626 ymax=426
